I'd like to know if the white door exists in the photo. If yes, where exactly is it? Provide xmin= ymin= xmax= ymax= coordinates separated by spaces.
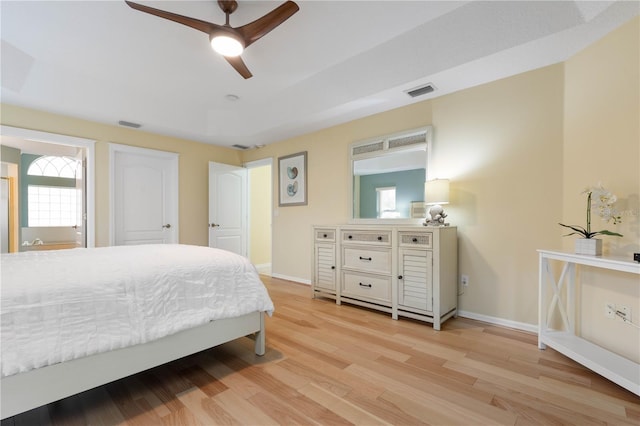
xmin=208 ymin=162 xmax=247 ymax=256
xmin=111 ymin=144 xmax=178 ymax=245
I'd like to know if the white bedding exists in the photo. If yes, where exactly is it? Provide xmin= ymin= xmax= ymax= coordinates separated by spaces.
xmin=1 ymin=244 xmax=274 ymax=378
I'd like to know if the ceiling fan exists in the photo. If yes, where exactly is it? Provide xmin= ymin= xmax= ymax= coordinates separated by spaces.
xmin=125 ymin=0 xmax=299 ymax=79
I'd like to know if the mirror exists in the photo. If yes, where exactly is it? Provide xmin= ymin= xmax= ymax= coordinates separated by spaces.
xmin=350 ymin=127 xmax=430 ymax=222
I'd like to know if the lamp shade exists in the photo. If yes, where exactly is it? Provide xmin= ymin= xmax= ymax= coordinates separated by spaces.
xmin=424 ymin=179 xmax=450 ymax=205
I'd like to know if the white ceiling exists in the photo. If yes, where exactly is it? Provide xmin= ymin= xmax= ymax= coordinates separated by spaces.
xmin=1 ymin=1 xmax=638 ymax=149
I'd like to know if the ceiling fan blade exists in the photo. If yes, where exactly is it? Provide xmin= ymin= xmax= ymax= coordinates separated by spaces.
xmin=125 ymin=1 xmax=222 ymax=35
xmin=225 ymin=56 xmax=253 ymax=79
xmin=237 ymin=1 xmax=299 ymax=48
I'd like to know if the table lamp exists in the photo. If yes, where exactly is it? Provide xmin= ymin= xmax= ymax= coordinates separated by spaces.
xmin=424 ymin=179 xmax=450 ymax=226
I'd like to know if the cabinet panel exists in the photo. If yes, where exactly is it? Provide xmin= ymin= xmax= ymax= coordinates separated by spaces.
xmin=315 ymin=229 xmax=336 ymax=242
xmin=342 ymin=271 xmax=391 ymax=303
xmin=315 ymin=243 xmax=336 ymax=291
xmin=341 ymin=230 xmax=391 ymax=246
xmin=398 ymin=249 xmax=433 ymax=312
xmin=398 ymin=231 xmax=432 ymax=249
xmin=342 ymin=246 xmax=391 ymax=274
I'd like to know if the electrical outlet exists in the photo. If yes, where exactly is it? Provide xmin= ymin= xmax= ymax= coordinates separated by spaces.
xmin=461 ymin=275 xmax=469 ymax=287
xmin=617 ymin=305 xmax=631 ymax=323
xmin=605 ymin=303 xmax=616 ymax=319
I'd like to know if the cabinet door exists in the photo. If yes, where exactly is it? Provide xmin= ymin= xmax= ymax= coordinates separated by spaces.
xmin=315 ymin=243 xmax=336 ymax=291
xmin=398 ymin=249 xmax=433 ymax=312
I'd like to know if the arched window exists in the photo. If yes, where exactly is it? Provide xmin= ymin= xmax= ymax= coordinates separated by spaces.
xmin=26 ymin=156 xmax=80 ymax=227
xmin=27 ymin=156 xmax=78 ymax=178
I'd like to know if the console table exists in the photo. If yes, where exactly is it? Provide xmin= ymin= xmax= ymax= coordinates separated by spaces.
xmin=538 ymin=250 xmax=640 ymax=395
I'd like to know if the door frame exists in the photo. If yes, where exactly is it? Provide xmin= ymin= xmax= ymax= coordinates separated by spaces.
xmin=0 ymin=125 xmax=96 ymax=247
xmin=244 ymin=158 xmax=273 ymax=274
xmin=108 ymin=143 xmax=179 ymax=245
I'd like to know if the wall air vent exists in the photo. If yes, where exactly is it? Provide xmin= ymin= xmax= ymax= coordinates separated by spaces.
xmin=232 ymin=144 xmax=250 ymax=150
xmin=405 ymin=83 xmax=436 ymax=98
xmin=352 ymin=140 xmax=384 ymax=156
xmin=388 ymin=131 xmax=427 ymax=149
xmin=118 ymin=120 xmax=141 ymax=128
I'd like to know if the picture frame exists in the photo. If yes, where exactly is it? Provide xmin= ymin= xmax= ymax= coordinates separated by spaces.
xmin=278 ymin=151 xmax=307 ymax=206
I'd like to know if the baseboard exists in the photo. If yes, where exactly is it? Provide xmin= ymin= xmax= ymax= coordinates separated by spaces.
xmin=457 ymin=310 xmax=537 ymax=334
xmin=271 ymin=273 xmax=311 ymax=285
xmin=254 ymin=263 xmax=271 ymax=275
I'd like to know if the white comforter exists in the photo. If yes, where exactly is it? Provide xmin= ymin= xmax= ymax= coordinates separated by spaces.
xmin=1 ymin=244 xmax=274 ymax=378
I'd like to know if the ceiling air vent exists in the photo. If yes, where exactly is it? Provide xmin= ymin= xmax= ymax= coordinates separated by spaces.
xmin=232 ymin=144 xmax=250 ymax=150
xmin=405 ymin=83 xmax=436 ymax=98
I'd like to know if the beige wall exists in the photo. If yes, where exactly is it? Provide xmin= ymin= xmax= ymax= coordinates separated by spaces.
xmin=432 ymin=64 xmax=565 ymax=326
xmin=562 ymin=17 xmax=639 ymax=362
xmin=248 ymin=164 xmax=272 ymax=267
xmin=0 ymin=104 xmax=242 ymax=247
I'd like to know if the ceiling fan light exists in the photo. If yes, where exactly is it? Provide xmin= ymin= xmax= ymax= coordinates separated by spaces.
xmin=211 ymin=35 xmax=244 ymax=57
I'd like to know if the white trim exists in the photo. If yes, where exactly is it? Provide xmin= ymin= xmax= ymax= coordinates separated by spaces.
xmin=457 ymin=310 xmax=538 ymax=333
xmin=108 ymin=143 xmax=179 ymax=246
xmin=244 ymin=158 xmax=273 ymax=169
xmin=0 ymin=126 xmax=96 ymax=248
xmin=244 ymin=158 xmax=274 ymax=274
xmin=253 ymin=263 xmax=272 ymax=275
xmin=271 ymin=273 xmax=311 ymax=285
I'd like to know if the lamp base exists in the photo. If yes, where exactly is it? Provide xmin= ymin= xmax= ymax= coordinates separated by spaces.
xmin=423 ymin=221 xmax=450 ymax=227
xmin=424 ymin=204 xmax=449 ymax=227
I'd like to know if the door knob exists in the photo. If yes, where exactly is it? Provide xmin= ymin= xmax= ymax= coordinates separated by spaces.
xmin=209 ymin=223 xmax=220 ymax=228
xmin=162 ymin=224 xmax=171 ymax=229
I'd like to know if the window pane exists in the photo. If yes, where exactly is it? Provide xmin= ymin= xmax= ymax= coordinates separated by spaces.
xmin=376 ymin=187 xmax=397 ymax=218
xmin=27 ymin=156 xmax=79 ymax=178
xmin=28 ymin=185 xmax=78 ymax=226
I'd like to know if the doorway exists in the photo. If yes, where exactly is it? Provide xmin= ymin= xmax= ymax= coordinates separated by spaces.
xmin=0 ymin=126 xmax=95 ymax=249
xmin=246 ymin=159 xmax=272 ymax=276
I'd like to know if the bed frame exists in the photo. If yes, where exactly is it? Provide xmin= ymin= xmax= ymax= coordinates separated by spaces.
xmin=1 ymin=311 xmax=265 ymax=419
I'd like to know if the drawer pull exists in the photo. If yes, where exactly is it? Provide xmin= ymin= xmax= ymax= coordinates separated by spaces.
xmin=359 ymin=256 xmax=372 ymax=261
xmin=323 ymin=233 xmax=328 ymax=238
xmin=348 ymin=235 xmax=353 ymax=239
xmin=359 ymin=282 xmax=372 ymax=288
xmin=377 ymin=236 xmax=382 ymax=241
xmin=331 ymin=266 xmax=336 ymax=270
xmin=398 ymin=275 xmax=403 ymax=279
xmin=412 ymin=237 xmax=418 ymax=243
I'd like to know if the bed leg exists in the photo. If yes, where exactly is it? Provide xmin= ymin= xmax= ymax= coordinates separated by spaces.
xmin=254 ymin=312 xmax=266 ymax=356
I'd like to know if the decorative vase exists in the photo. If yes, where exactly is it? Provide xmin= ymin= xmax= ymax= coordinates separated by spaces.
xmin=575 ymin=238 xmax=602 ymax=256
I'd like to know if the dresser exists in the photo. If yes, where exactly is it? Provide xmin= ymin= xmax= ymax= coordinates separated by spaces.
xmin=312 ymin=225 xmax=457 ymax=330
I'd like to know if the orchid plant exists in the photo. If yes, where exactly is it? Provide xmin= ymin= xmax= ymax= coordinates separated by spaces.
xmin=559 ymin=183 xmax=623 ymax=239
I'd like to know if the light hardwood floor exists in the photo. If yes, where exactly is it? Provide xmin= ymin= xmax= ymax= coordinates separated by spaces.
xmin=3 ymin=276 xmax=639 ymax=425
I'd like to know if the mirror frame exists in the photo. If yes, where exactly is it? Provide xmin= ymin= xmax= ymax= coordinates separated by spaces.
xmin=348 ymin=126 xmax=432 ymax=224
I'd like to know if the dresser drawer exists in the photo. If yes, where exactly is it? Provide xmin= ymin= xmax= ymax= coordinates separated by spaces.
xmin=398 ymin=231 xmax=432 ymax=249
xmin=341 ymin=230 xmax=391 ymax=246
xmin=342 ymin=247 xmax=391 ymax=274
xmin=342 ymin=271 xmax=391 ymax=303
xmin=315 ymin=228 xmax=336 ymax=242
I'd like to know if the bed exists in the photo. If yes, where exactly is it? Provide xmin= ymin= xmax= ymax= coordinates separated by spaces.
xmin=0 ymin=244 xmax=274 ymax=419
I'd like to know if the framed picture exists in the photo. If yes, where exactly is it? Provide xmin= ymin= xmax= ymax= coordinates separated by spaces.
xmin=278 ymin=151 xmax=307 ymax=206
